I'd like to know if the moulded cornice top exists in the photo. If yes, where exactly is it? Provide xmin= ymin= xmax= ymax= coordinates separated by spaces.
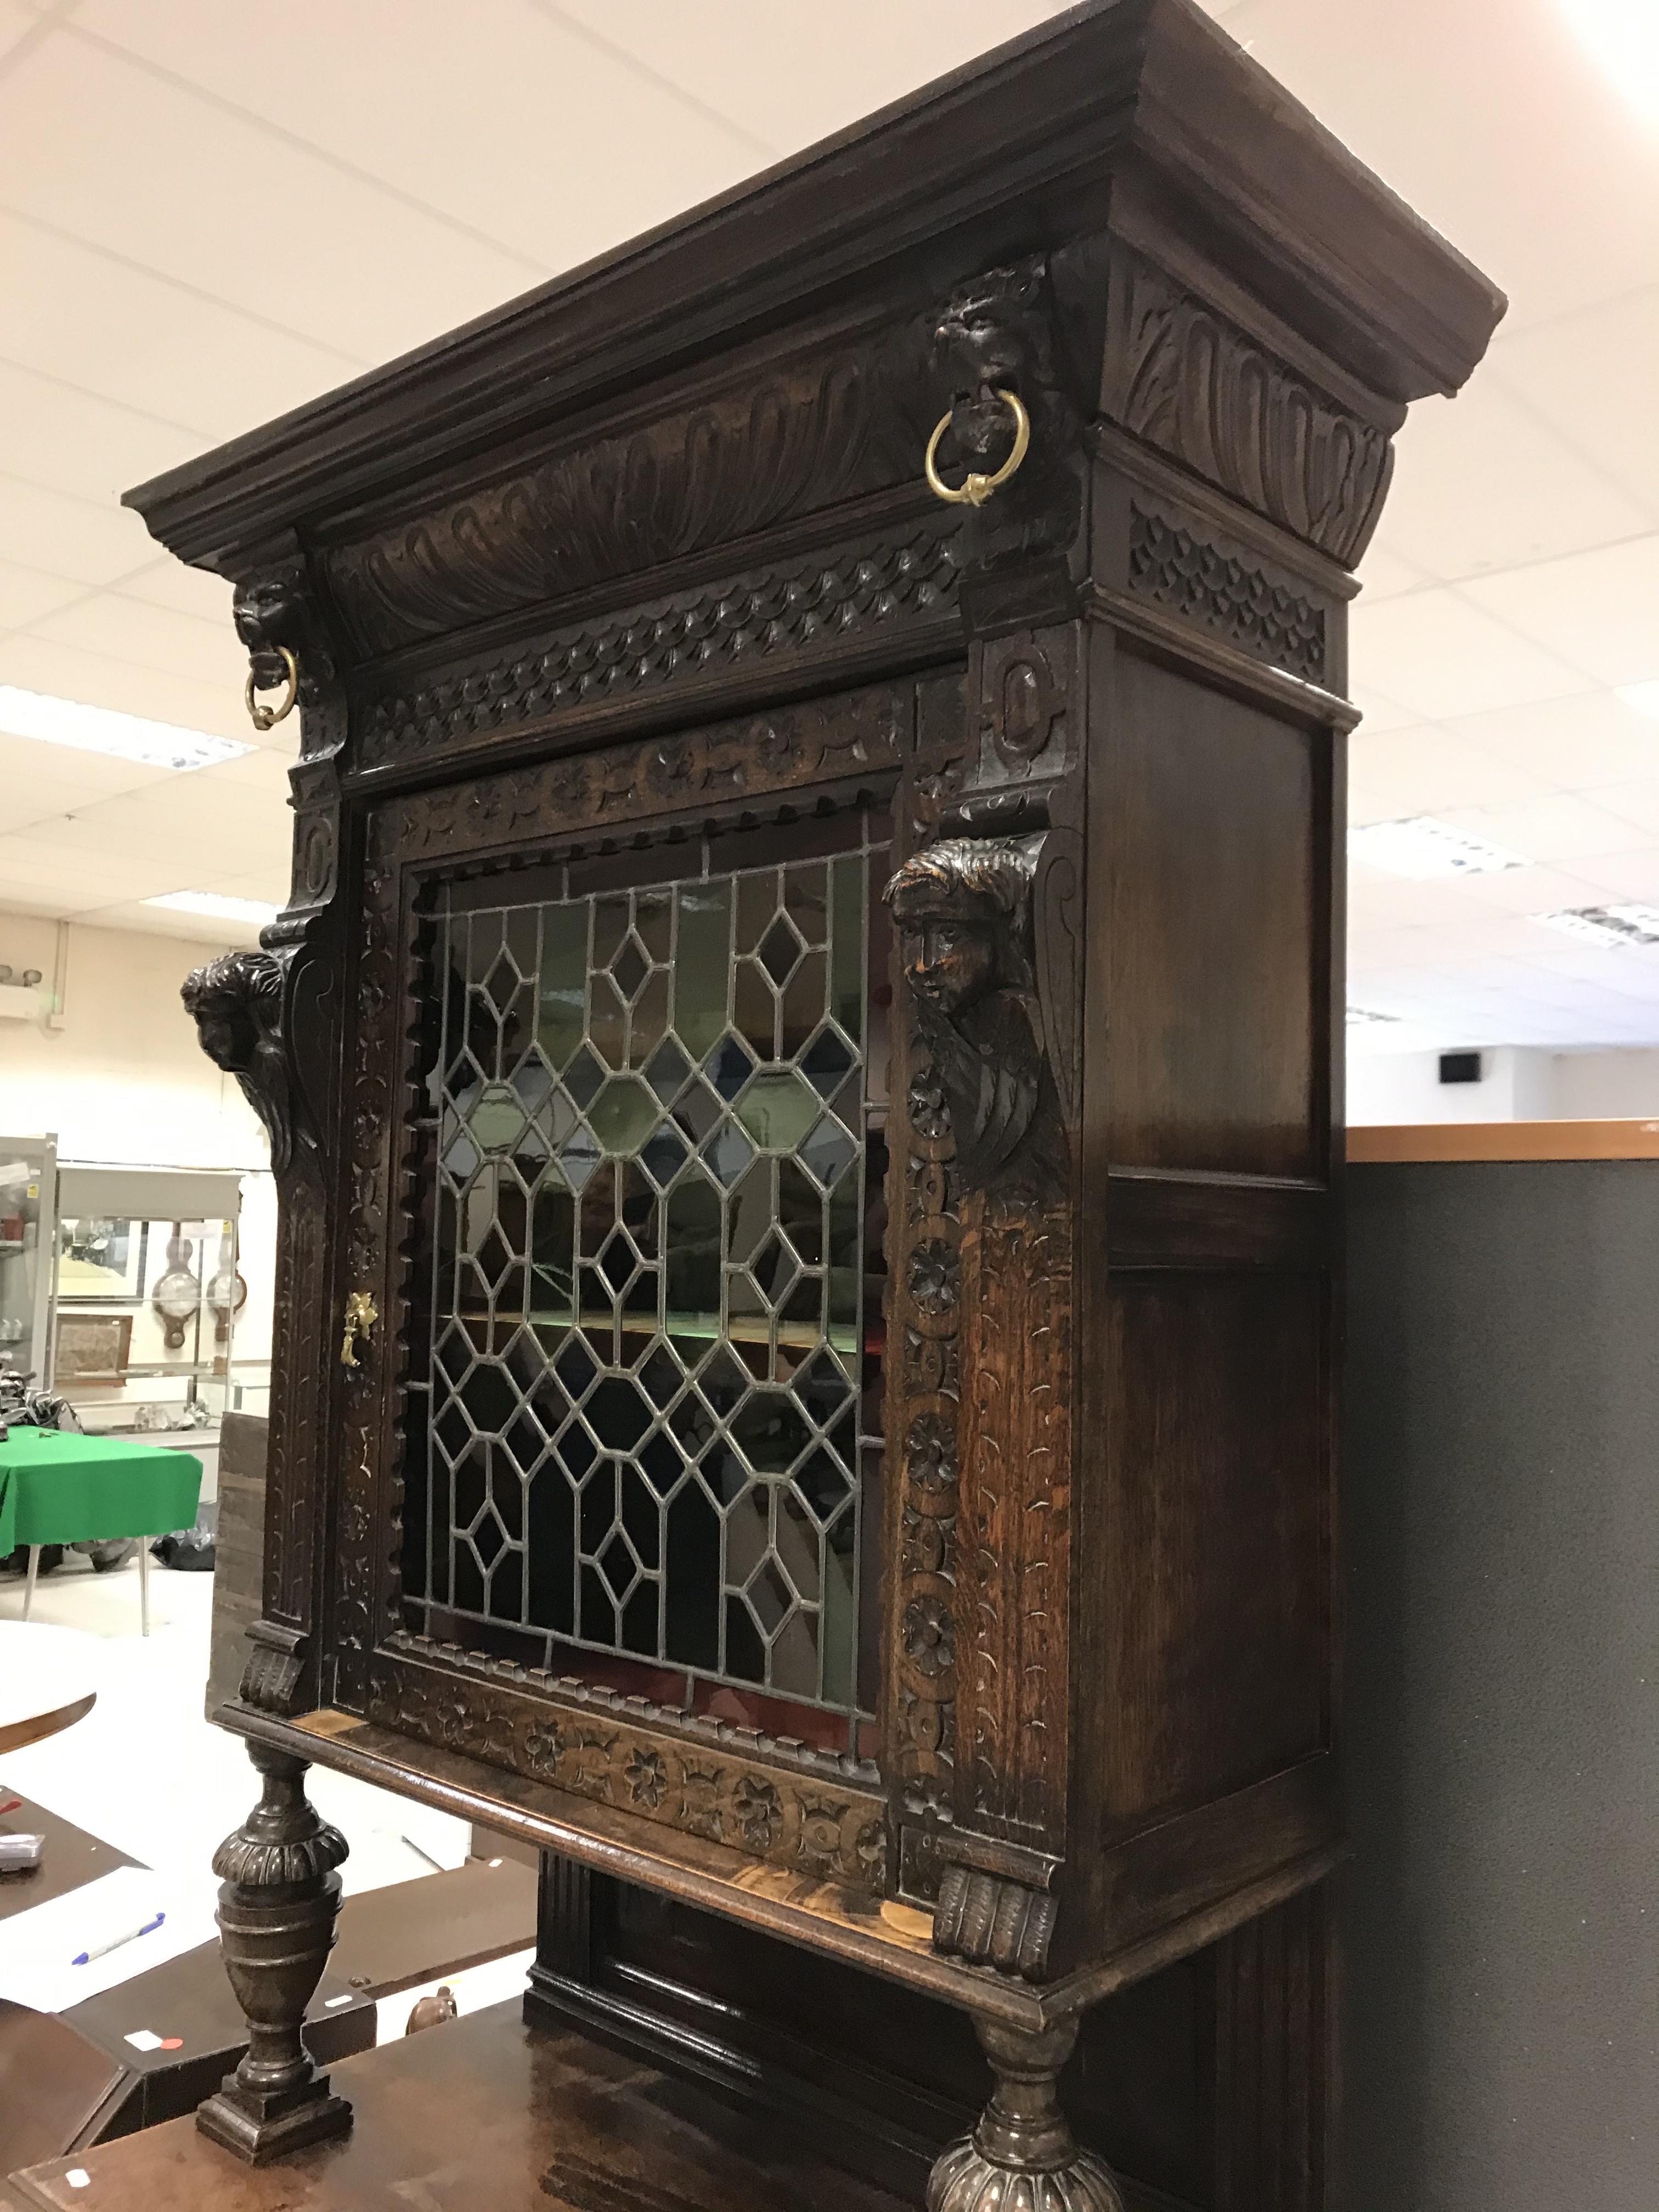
xmin=124 ymin=0 xmax=1505 ymax=577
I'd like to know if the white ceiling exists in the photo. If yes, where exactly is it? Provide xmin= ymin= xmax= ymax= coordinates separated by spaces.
xmin=0 ymin=0 xmax=1656 ymax=1052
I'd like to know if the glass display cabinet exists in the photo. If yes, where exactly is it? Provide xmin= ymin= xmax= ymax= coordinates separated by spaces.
xmin=0 ymin=1133 xmax=56 ymax=1395
xmin=49 ymin=1166 xmax=247 ymax=1481
xmin=126 ymin=3 xmax=1502 ymax=2201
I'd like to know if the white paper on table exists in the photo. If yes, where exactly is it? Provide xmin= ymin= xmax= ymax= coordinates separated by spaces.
xmin=0 ymin=1865 xmax=220 ymax=2012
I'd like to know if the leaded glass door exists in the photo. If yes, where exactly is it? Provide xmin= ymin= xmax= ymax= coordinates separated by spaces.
xmin=400 ymin=812 xmax=889 ymax=1759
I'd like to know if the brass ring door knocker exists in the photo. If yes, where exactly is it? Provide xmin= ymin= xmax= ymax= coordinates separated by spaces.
xmin=924 ymin=387 xmax=1030 ymax=507
xmin=245 ymin=645 xmax=299 ymax=731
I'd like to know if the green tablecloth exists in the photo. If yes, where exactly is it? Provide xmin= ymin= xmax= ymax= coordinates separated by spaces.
xmin=0 ymin=1428 xmax=202 ymax=1554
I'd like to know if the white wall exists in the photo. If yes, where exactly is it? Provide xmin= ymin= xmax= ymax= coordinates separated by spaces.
xmin=1349 ymin=1045 xmax=1659 ymax=1125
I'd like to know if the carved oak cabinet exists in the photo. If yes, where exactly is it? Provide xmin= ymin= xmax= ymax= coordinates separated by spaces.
xmin=129 ymin=4 xmax=1500 ymax=2201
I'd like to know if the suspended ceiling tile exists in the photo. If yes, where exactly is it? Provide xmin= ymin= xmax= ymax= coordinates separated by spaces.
xmin=65 ymin=0 xmax=759 ymax=273
xmin=543 ymin=0 xmax=1065 ymax=163
xmin=0 ymin=554 xmax=91 ymax=630
xmin=1491 ymin=285 xmax=1659 ymax=521
xmin=0 ymin=474 xmax=157 ymax=585
xmin=1347 ymin=724 xmax=1556 ymax=815
xmin=25 ymin=590 xmax=246 ymax=695
xmin=1209 ymin=0 xmax=1659 ymax=335
xmin=1562 ymin=847 xmax=1659 ymax=903
xmin=1576 ymin=780 xmax=1659 ymax=840
xmin=0 ymin=208 xmax=366 ymax=439
xmin=1348 ymin=589 xmax=1590 ymax=721
xmin=1377 ymin=379 xmax=1647 ymax=580
xmin=1354 ymin=539 xmax=1436 ymax=601
xmin=1348 ymin=682 xmax=1419 ymax=737
xmin=0 ymin=633 xmax=253 ymax=745
xmin=0 ymin=729 xmax=180 ymax=805
xmin=1435 ymin=792 xmax=1653 ymax=866
xmin=1448 ymin=859 xmax=1622 ymax=918
xmin=0 ymin=357 xmax=202 ymax=508
xmin=77 ymin=895 xmax=263 ymax=945
xmin=115 ymin=560 xmax=234 ymax=627
xmin=1444 ymin=690 xmax=1659 ymax=792
xmin=0 ymin=30 xmax=547 ymax=363
xmin=1457 ymin=534 xmax=1659 ymax=688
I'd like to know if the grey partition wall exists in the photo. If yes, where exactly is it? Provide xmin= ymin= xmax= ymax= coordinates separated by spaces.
xmin=1341 ymin=1158 xmax=1657 ymax=2212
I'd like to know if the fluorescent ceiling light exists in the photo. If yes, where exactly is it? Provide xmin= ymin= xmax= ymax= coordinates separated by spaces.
xmin=144 ymin=891 xmax=279 ymax=927
xmin=1349 ymin=815 xmax=1530 ymax=879
xmin=1554 ymin=0 xmax=1659 ymax=126
xmin=0 ymin=684 xmax=250 ymax=771
xmin=1533 ymin=902 xmax=1659 ymax=949
xmin=1616 ymin=678 xmax=1659 ymax=721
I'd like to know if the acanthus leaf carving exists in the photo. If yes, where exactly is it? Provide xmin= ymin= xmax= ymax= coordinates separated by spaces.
xmin=1107 ymin=249 xmax=1394 ymax=567
xmin=326 ymin=338 xmax=931 ymax=659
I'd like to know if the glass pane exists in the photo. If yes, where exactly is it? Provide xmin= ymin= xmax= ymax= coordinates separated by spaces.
xmin=413 ymin=831 xmax=882 ymax=1723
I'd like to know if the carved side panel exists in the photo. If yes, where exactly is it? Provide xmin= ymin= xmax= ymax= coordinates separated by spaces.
xmin=1103 ymin=247 xmax=1395 ymax=567
xmin=958 ymin=1191 xmax=1074 ymax=1840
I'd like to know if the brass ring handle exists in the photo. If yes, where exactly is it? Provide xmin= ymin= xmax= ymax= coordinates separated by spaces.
xmin=245 ymin=645 xmax=298 ymax=732
xmin=924 ymin=388 xmax=1030 ymax=508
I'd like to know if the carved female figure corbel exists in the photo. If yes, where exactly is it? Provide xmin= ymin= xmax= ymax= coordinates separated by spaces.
xmin=884 ymin=834 xmax=1067 ymax=1195
xmin=180 ymin=949 xmax=295 ymax=1178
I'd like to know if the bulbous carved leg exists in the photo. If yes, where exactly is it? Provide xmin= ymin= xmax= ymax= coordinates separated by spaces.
xmin=196 ymin=1742 xmax=353 ymax=2164
xmin=927 ymin=2016 xmax=1124 ymax=2212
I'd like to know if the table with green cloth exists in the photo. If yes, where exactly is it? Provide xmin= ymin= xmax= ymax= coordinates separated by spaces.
xmin=0 ymin=1428 xmax=202 ymax=1635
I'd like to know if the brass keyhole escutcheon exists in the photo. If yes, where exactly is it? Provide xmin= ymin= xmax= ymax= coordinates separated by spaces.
xmin=341 ymin=1290 xmax=377 ymax=1369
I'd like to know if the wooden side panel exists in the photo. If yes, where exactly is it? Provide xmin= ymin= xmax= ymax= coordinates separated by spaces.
xmin=1099 ymin=1276 xmax=1328 ymax=1836
xmin=1105 ymin=654 xmax=1321 ymax=1182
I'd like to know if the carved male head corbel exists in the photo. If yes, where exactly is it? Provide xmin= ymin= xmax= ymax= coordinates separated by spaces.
xmin=885 ymin=835 xmax=1063 ymax=1192
xmin=180 ymin=948 xmax=294 ymax=1177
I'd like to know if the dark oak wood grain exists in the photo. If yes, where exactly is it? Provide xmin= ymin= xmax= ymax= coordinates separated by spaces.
xmin=127 ymin=2 xmax=1500 ymax=2200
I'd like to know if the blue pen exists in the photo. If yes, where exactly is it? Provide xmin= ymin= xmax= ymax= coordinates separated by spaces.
xmin=72 ymin=1910 xmax=165 ymax=1966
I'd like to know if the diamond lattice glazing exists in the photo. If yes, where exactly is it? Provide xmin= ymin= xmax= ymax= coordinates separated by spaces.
xmin=415 ymin=839 xmax=876 ymax=1720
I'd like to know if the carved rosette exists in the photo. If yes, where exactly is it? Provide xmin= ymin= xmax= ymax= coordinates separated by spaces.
xmin=888 ymin=1021 xmax=962 ymax=1828
xmin=370 ymin=1656 xmax=885 ymax=1893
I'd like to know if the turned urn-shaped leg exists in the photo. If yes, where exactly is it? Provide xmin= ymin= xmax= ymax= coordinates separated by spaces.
xmin=196 ymin=1742 xmax=353 ymax=2164
xmin=928 ymin=2016 xmax=1124 ymax=2212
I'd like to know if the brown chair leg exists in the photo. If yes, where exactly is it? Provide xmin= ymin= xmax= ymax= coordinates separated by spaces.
xmin=196 ymin=1740 xmax=354 ymax=2164
xmin=927 ymin=2013 xmax=1124 ymax=2211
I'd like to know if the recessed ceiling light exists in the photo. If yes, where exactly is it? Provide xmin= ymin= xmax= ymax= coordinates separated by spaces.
xmin=144 ymin=891 xmax=279 ymax=927
xmin=0 ymin=684 xmax=250 ymax=771
xmin=1533 ymin=902 xmax=1659 ymax=949
xmin=1616 ymin=678 xmax=1659 ymax=721
xmin=1554 ymin=0 xmax=1659 ymax=126
xmin=1349 ymin=815 xmax=1530 ymax=879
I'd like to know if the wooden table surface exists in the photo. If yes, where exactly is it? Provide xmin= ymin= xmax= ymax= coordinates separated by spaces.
xmin=7 ymin=1996 xmax=909 ymax=2211
xmin=0 ymin=1623 xmax=99 ymax=1756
